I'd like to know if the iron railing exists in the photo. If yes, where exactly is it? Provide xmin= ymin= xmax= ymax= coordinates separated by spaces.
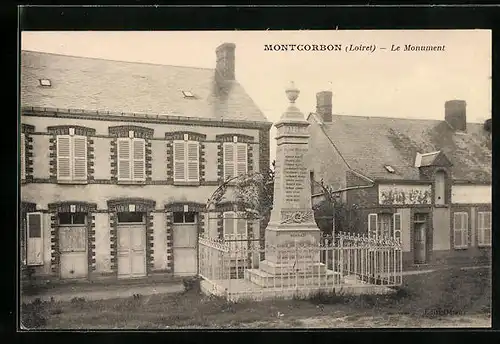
xmin=198 ymin=232 xmax=402 ymax=301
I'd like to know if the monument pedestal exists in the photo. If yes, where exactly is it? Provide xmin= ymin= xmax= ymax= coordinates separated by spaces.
xmin=244 ymin=82 xmax=340 ymax=290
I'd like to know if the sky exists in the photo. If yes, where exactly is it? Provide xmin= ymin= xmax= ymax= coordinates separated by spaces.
xmin=21 ymin=30 xmax=491 ymax=162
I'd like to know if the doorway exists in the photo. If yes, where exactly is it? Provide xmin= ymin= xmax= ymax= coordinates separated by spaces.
xmin=413 ymin=213 xmax=428 ymax=264
xmin=117 ymin=212 xmax=147 ymax=279
xmin=58 ymin=212 xmax=89 ymax=280
xmin=172 ymin=211 xmax=198 ymax=276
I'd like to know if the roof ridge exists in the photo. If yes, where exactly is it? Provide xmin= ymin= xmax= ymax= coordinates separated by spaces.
xmin=324 ymin=113 xmax=485 ymax=124
xmin=21 ymin=49 xmax=215 ymax=71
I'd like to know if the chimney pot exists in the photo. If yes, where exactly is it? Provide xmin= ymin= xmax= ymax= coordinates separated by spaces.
xmin=445 ymin=100 xmax=467 ymax=131
xmin=316 ymin=91 xmax=333 ymax=122
xmin=216 ymin=43 xmax=236 ymax=81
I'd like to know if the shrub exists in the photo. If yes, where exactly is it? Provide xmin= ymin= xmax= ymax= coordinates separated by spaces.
xmin=21 ymin=299 xmax=48 ymax=329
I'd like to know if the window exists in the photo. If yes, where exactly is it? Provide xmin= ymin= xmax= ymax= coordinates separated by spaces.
xmin=58 ymin=212 xmax=86 ymax=225
xmin=182 ymin=91 xmax=194 ymax=98
xmin=117 ymin=137 xmax=145 ymax=182
xmin=39 ymin=79 xmax=51 ymax=87
xmin=368 ymin=213 xmax=402 ymax=240
xmin=26 ymin=212 xmax=43 ymax=266
xmin=477 ymin=211 xmax=491 ymax=247
xmin=435 ymin=170 xmax=446 ymax=205
xmin=173 ymin=212 xmax=197 ymax=224
xmin=173 ymin=140 xmax=199 ymax=182
xmin=57 ymin=134 xmax=88 ymax=182
xmin=20 ymin=133 xmax=26 ymax=180
xmin=117 ymin=212 xmax=144 ymax=223
xmin=223 ymin=142 xmax=247 ymax=180
xmin=223 ymin=211 xmax=248 ymax=254
xmin=453 ymin=212 xmax=469 ymax=249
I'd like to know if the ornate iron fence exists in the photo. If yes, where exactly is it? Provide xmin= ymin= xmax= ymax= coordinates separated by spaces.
xmin=198 ymin=232 xmax=402 ymax=300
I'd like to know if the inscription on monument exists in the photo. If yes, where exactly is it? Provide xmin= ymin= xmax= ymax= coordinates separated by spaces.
xmin=283 ymin=146 xmax=308 ymax=204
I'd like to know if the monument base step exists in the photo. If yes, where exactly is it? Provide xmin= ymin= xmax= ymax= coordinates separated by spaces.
xmin=244 ymin=268 xmax=341 ymax=288
xmin=259 ymin=260 xmax=327 ymax=275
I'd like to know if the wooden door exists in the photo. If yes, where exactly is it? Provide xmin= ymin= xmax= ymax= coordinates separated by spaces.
xmin=59 ymin=226 xmax=88 ymax=279
xmin=413 ymin=222 xmax=427 ymax=264
xmin=173 ymin=223 xmax=198 ymax=276
xmin=117 ymin=224 xmax=146 ymax=278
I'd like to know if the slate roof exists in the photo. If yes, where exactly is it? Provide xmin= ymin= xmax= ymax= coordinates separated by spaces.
xmin=21 ymin=50 xmax=269 ymax=123
xmin=310 ymin=114 xmax=492 ymax=183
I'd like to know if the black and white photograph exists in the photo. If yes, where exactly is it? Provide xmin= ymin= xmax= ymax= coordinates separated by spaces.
xmin=19 ymin=29 xmax=491 ymax=329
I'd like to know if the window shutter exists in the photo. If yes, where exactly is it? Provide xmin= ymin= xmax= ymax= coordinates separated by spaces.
xmin=117 ymin=138 xmax=131 ymax=180
xmin=187 ymin=142 xmax=199 ymax=181
xmin=223 ymin=212 xmax=235 ymax=238
xmin=462 ymin=213 xmax=469 ymax=247
xmin=236 ymin=213 xmax=247 ymax=236
xmin=393 ymin=213 xmax=402 ymax=241
xmin=453 ymin=213 xmax=462 ymax=248
xmin=236 ymin=143 xmax=248 ymax=177
xmin=368 ymin=213 xmax=378 ymax=238
xmin=72 ymin=136 xmax=87 ymax=180
xmin=132 ymin=138 xmax=146 ymax=181
xmin=478 ymin=212 xmax=484 ymax=245
xmin=223 ymin=143 xmax=235 ymax=180
xmin=27 ymin=212 xmax=43 ymax=266
xmin=173 ymin=141 xmax=186 ymax=181
xmin=484 ymin=212 xmax=492 ymax=245
xmin=20 ymin=133 xmax=26 ymax=180
xmin=57 ymin=136 xmax=72 ymax=180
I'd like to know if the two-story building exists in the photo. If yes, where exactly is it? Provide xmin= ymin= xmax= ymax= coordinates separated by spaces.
xmin=307 ymin=91 xmax=491 ymax=269
xmin=20 ymin=43 xmax=272 ymax=283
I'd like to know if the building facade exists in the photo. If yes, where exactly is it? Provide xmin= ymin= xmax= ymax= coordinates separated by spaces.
xmin=307 ymin=92 xmax=491 ymax=269
xmin=20 ymin=43 xmax=272 ymax=282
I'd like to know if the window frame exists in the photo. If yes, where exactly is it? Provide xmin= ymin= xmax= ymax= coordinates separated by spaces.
xmin=117 ymin=212 xmax=146 ymax=224
xmin=58 ymin=212 xmax=87 ymax=226
xmin=477 ymin=211 xmax=492 ymax=247
xmin=117 ymin=137 xmax=146 ymax=182
xmin=172 ymin=211 xmax=197 ymax=224
xmin=453 ymin=212 xmax=469 ymax=249
xmin=368 ymin=212 xmax=402 ymax=241
xmin=56 ymin=134 xmax=88 ymax=183
xmin=173 ymin=140 xmax=200 ymax=182
xmin=223 ymin=142 xmax=248 ymax=180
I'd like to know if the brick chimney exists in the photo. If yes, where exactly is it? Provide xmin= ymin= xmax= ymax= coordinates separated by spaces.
xmin=216 ymin=43 xmax=236 ymax=81
xmin=316 ymin=91 xmax=333 ymax=122
xmin=445 ymin=100 xmax=467 ymax=131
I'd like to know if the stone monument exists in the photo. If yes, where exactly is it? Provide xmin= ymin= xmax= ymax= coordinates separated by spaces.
xmin=245 ymin=82 xmax=335 ymax=287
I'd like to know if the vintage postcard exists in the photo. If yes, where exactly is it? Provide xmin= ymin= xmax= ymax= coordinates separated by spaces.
xmin=20 ymin=30 xmax=491 ymax=329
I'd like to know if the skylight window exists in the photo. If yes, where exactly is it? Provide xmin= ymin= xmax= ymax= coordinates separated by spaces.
xmin=182 ymin=91 xmax=194 ymax=98
xmin=384 ymin=165 xmax=395 ymax=173
xmin=39 ymin=79 xmax=51 ymax=87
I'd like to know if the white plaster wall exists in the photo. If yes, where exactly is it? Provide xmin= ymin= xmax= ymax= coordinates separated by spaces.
xmin=31 ymin=135 xmax=50 ymax=179
xmin=93 ymin=137 xmax=111 ymax=180
xmin=204 ymin=143 xmax=219 ymax=181
xmin=151 ymin=140 xmax=167 ymax=181
xmin=94 ymin=213 xmax=111 ymax=273
xmin=378 ymin=184 xmax=432 ymax=205
xmin=451 ymin=185 xmax=491 ymax=204
xmin=152 ymin=212 xmax=167 ymax=270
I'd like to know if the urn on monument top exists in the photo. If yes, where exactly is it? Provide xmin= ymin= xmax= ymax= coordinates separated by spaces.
xmin=285 ymin=81 xmax=300 ymax=103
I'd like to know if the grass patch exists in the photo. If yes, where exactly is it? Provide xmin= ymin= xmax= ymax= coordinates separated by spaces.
xmin=21 ymin=267 xmax=491 ymax=329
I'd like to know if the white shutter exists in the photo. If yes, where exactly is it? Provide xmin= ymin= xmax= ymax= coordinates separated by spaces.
xmin=478 ymin=212 xmax=491 ymax=246
xmin=454 ymin=212 xmax=468 ymax=248
xmin=20 ymin=133 xmax=26 ymax=180
xmin=117 ymin=138 xmax=132 ymax=181
xmin=173 ymin=141 xmax=186 ymax=182
xmin=462 ymin=213 xmax=469 ymax=247
xmin=132 ymin=138 xmax=146 ymax=181
xmin=236 ymin=143 xmax=248 ymax=177
xmin=57 ymin=135 xmax=72 ymax=180
xmin=27 ymin=212 xmax=43 ymax=266
xmin=368 ymin=213 xmax=378 ymax=238
xmin=393 ymin=213 xmax=402 ymax=242
xmin=187 ymin=142 xmax=199 ymax=181
xmin=72 ymin=136 xmax=87 ymax=180
xmin=223 ymin=143 xmax=235 ymax=180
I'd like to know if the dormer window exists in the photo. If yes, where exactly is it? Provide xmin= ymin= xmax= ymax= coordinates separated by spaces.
xmin=182 ymin=91 xmax=194 ymax=98
xmin=39 ymin=79 xmax=51 ymax=87
xmin=384 ymin=165 xmax=395 ymax=173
